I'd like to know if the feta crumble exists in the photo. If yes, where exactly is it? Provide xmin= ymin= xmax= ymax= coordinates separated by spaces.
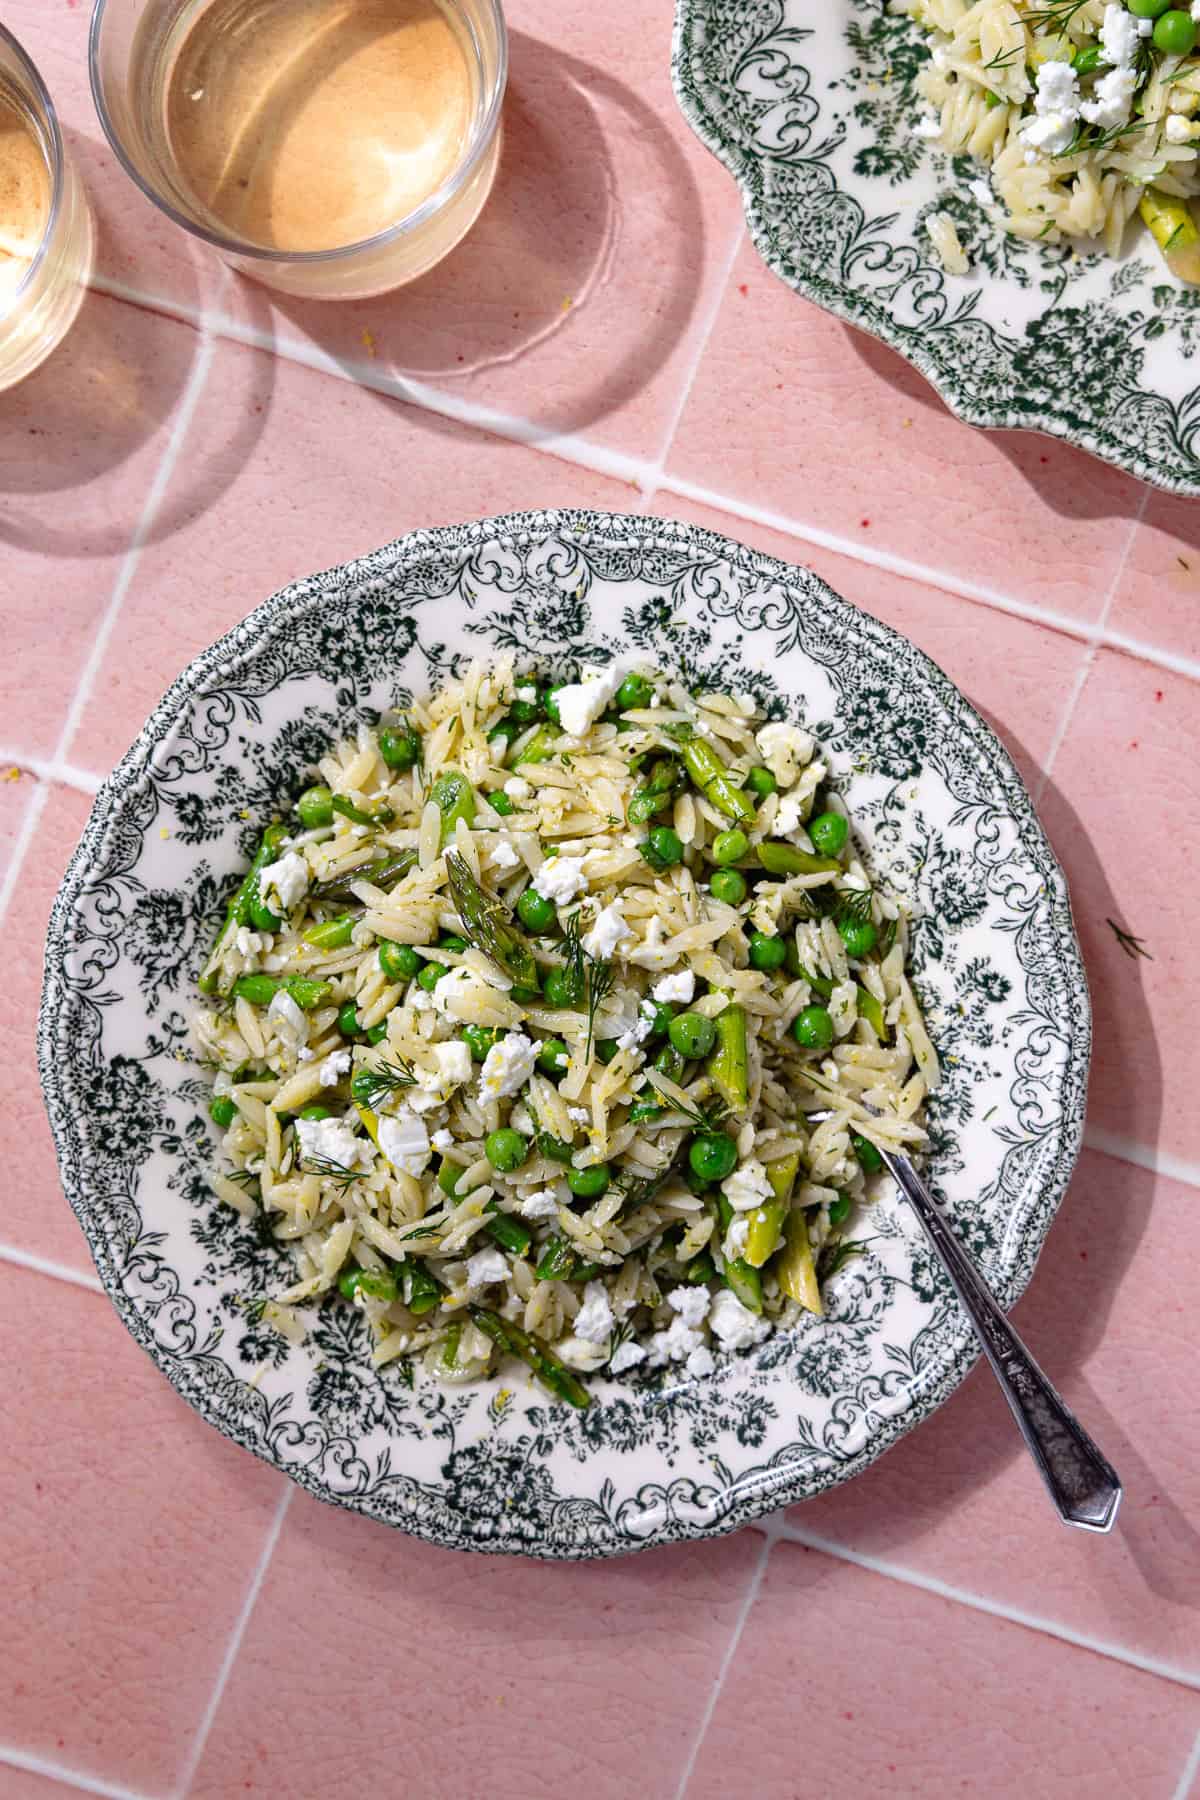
xmin=552 ymin=667 xmax=622 ymax=737
xmin=490 ymin=838 xmax=521 ymax=870
xmin=266 ymin=988 xmax=307 ymax=1047
xmin=722 ymin=1158 xmax=774 ymax=1213
xmin=503 ymin=776 xmax=532 ymax=802
xmin=479 ymin=1031 xmax=538 ymax=1102
xmin=609 ymin=1339 xmax=647 ymax=1374
xmin=532 ymin=855 xmax=588 ymax=903
xmin=466 ymin=1247 xmax=509 ymax=1291
xmin=319 ymin=1049 xmax=351 ymax=1088
xmin=258 ymin=850 xmax=308 ymax=913
xmin=652 ymin=969 xmax=695 ymax=1004
xmin=583 ymin=900 xmax=632 ymax=960
xmin=377 ymin=1107 xmax=431 ymax=1176
xmin=573 ymin=1281 xmax=615 ymax=1343
xmin=520 ymin=1188 xmax=562 ymax=1220
xmin=709 ymin=1289 xmax=772 ymax=1351
xmin=296 ymin=1114 xmax=362 ymax=1171
xmin=666 ymin=1285 xmax=711 ymax=1329
xmin=755 ymin=722 xmax=814 ymax=787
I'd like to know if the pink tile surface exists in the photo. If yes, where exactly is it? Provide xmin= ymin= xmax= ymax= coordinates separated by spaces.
xmin=787 ymin=1149 xmax=1200 ymax=1680
xmin=4 ymin=7 xmax=1200 ymax=1798
xmin=189 ymin=1491 xmax=762 ymax=1800
xmin=0 ymin=1262 xmax=286 ymax=1794
xmin=664 ymin=242 xmax=1146 ymax=622
xmin=1037 ymin=651 xmax=1197 ymax=1165
xmin=690 ymin=1539 xmax=1200 ymax=1800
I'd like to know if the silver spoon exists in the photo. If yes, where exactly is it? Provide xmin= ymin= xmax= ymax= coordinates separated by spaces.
xmin=807 ymin=1111 xmax=1122 ymax=1532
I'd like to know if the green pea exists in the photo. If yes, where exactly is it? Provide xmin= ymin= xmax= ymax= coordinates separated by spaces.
xmin=1072 ymin=44 xmax=1102 ymax=73
xmin=337 ymin=1001 xmax=360 ymax=1037
xmin=653 ymin=1044 xmax=687 ymax=1082
xmin=828 ymin=1193 xmax=853 ymax=1228
xmin=567 ymin=1163 xmax=609 ymax=1199
xmin=350 ymin=1070 xmax=380 ymax=1106
xmin=489 ymin=791 xmax=515 ymax=816
xmin=712 ymin=828 xmax=749 ymax=866
xmin=209 ymin=1095 xmax=236 ymax=1129
xmin=510 ymin=983 xmax=542 ymax=1005
xmin=748 ymin=931 xmax=787 ymax=972
xmin=852 ymin=1133 xmax=884 ymax=1175
xmin=338 ymin=1265 xmax=398 ymax=1302
xmin=537 ymin=1036 xmax=571 ymax=1077
xmin=539 ymin=1132 xmax=575 ymax=1163
xmin=544 ymin=965 xmax=582 ymax=1008
xmin=485 ymin=1127 xmax=530 ymax=1173
xmin=792 ymin=1005 xmax=834 ymax=1051
xmin=838 ymin=916 xmax=877 ymax=958
xmin=629 ymin=788 xmax=670 ymax=824
xmin=508 ymin=686 xmax=543 ymax=726
xmin=743 ymin=765 xmax=776 ymax=798
xmin=304 ymin=915 xmax=355 ymax=951
xmin=406 ymin=1263 xmax=443 ymax=1315
xmin=544 ymin=684 xmax=566 ymax=726
xmin=488 ymin=723 xmax=514 ymax=758
xmin=438 ymin=933 xmax=468 ymax=954
xmin=616 ymin=672 xmax=654 ymax=710
xmin=364 ymin=1021 xmax=388 ymax=1046
xmin=378 ymin=725 xmax=421 ymax=770
xmin=463 ymin=1024 xmax=500 ymax=1062
xmin=668 ymin=1011 xmax=717 ymax=1059
xmin=809 ymin=811 xmax=848 ymax=855
xmin=1128 ymin=0 xmax=1170 ymax=14
xmin=628 ymin=1098 xmax=664 ymax=1124
xmin=379 ymin=940 xmax=421 ymax=981
xmin=639 ymin=826 xmax=684 ymax=871
xmin=710 ymin=867 xmax=748 ymax=906
xmin=1155 ymin=8 xmax=1195 ymax=52
xmin=417 ymin=961 xmax=448 ymax=991
xmin=299 ymin=1103 xmax=331 ymax=1121
xmin=688 ymin=1132 xmax=737 ymax=1182
xmin=645 ymin=1001 xmax=676 ymax=1038
xmin=516 ymin=887 xmax=556 ymax=932
xmin=595 ymin=1038 xmax=620 ymax=1064
xmin=682 ymin=1248 xmax=717 ymax=1284
xmin=297 ymin=784 xmax=334 ymax=829
xmin=438 ymin=1159 xmax=466 ymax=1197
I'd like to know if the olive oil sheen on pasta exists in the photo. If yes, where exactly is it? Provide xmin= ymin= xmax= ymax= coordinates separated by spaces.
xmin=158 ymin=0 xmax=473 ymax=253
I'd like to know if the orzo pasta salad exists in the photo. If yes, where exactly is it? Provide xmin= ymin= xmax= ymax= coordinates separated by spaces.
xmin=192 ymin=661 xmax=937 ymax=1406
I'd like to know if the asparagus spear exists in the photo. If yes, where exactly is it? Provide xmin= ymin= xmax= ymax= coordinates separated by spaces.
xmin=470 ymin=1306 xmax=592 ymax=1407
xmin=484 ymin=1200 xmax=534 ymax=1256
xmin=756 ymin=841 xmax=841 ymax=878
xmin=705 ymin=1002 xmax=749 ymax=1111
xmin=330 ymin=793 xmax=395 ymax=828
xmin=308 ymin=848 xmax=418 ymax=906
xmin=716 ymin=1193 xmax=764 ymax=1313
xmin=744 ymin=1152 xmax=799 ymax=1268
xmin=231 ymin=973 xmax=333 ymax=1009
xmin=535 ymin=1236 xmax=577 ymax=1282
xmin=198 ymin=823 xmax=287 ymax=994
xmin=775 ymin=1201 xmax=823 ymax=1314
xmin=668 ymin=725 xmax=757 ymax=824
xmin=445 ymin=851 xmax=539 ymax=988
xmin=511 ymin=723 xmax=559 ymax=768
xmin=856 ymin=983 xmax=886 ymax=1040
xmin=429 ymin=768 xmax=477 ymax=844
xmin=1139 ymin=188 xmax=1200 ymax=283
xmin=303 ymin=914 xmax=356 ymax=950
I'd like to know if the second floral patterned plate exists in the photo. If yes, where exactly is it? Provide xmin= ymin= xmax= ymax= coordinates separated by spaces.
xmin=39 ymin=511 xmax=1089 ymax=1557
xmin=672 ymin=0 xmax=1200 ymax=492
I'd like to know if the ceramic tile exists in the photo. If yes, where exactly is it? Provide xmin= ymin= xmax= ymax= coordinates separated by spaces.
xmin=689 ymin=1539 xmax=1200 ymax=1800
xmin=664 ymin=242 xmax=1146 ymax=623
xmin=0 ymin=770 xmax=35 ymax=887
xmin=65 ymin=336 xmax=644 ymax=776
xmin=0 ymin=783 xmax=101 ymax=1273
xmin=1036 ymin=651 xmax=1197 ymax=1165
xmin=233 ymin=0 xmax=744 ymax=458
xmin=189 ymin=1491 xmax=762 ymax=1800
xmin=1108 ymin=490 xmax=1200 ymax=670
xmin=0 ymin=294 xmax=209 ymax=759
xmin=650 ymin=493 xmax=1088 ymax=794
xmin=784 ymin=1149 xmax=1200 ymax=1681
xmin=4 ymin=0 xmax=222 ymax=313
xmin=0 ymin=1765 xmax=87 ymax=1800
xmin=0 ymin=1261 xmax=286 ymax=1793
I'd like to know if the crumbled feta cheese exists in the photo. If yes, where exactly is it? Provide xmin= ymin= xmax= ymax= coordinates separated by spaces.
xmin=1192 ymin=0 xmax=1200 ymax=21
xmin=686 ymin=1344 xmax=715 ymax=1379
xmin=652 ymin=969 xmax=695 ymax=1005
xmin=616 ymin=1009 xmax=655 ymax=1053
xmin=490 ymin=838 xmax=521 ymax=870
xmin=583 ymin=901 xmax=632 ymax=961
xmin=609 ymin=1338 xmax=647 ymax=1374
xmin=646 ymin=1315 xmax=705 ymax=1367
xmin=1081 ymin=63 xmax=1135 ymax=129
xmin=434 ymin=1040 xmax=473 ymax=1090
xmin=1139 ymin=13 xmax=1155 ymax=31
xmin=556 ymin=1336 xmax=611 ymax=1372
xmin=296 ymin=1114 xmax=362 ymax=1170
xmin=520 ymin=1188 xmax=561 ymax=1220
xmin=911 ymin=114 xmax=942 ymax=141
xmin=515 ymin=685 xmax=537 ymax=703
xmin=723 ymin=1217 xmax=750 ymax=1261
xmin=532 ymin=855 xmax=588 ymax=904
xmin=722 ymin=1157 xmax=774 ymax=1213
xmin=429 ymin=967 xmax=482 ymax=1019
xmin=504 ymin=776 xmax=532 ymax=801
xmin=234 ymin=927 xmax=264 ymax=957
xmin=708 ymin=1289 xmax=772 ymax=1351
xmin=574 ymin=1281 xmax=615 ymax=1343
xmin=552 ymin=667 xmax=622 ymax=737
xmin=1166 ymin=113 xmax=1197 ymax=143
xmin=431 ymin=1127 xmax=454 ymax=1151
xmin=266 ymin=989 xmax=307 ymax=1047
xmin=1020 ymin=60 xmax=1080 ymax=157
xmin=258 ymin=850 xmax=308 ymax=913
xmin=319 ymin=1049 xmax=352 ymax=1088
xmin=479 ymin=1031 xmax=538 ymax=1102
xmin=377 ymin=1107 xmax=431 ymax=1176
xmin=755 ymin=722 xmax=814 ymax=787
xmin=968 ymin=177 xmax=995 ymax=211
xmin=1100 ymin=2 xmax=1140 ymax=67
xmin=774 ymin=788 xmax=807 ymax=838
xmin=465 ymin=1246 xmax=509 ymax=1291
xmin=567 ymin=1106 xmax=590 ymax=1124
xmin=297 ymin=1045 xmax=315 ymax=1063
xmin=666 ymin=1285 xmax=710 ymax=1329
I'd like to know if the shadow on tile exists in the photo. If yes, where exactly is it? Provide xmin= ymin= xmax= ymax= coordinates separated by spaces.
xmin=269 ymin=31 xmax=706 ymax=437
xmin=840 ymin=322 xmax=1148 ymax=525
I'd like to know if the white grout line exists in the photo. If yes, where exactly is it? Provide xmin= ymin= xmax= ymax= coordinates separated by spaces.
xmin=89 ymin=270 xmax=208 ymax=336
xmin=774 ymin=1520 xmax=1200 ymax=1692
xmin=673 ymin=1527 xmax=772 ymax=1800
xmin=175 ymin=1484 xmax=292 ymax=1799
xmin=1084 ymin=1125 xmax=1200 ymax=1193
xmin=0 ymin=1744 xmax=154 ymax=1800
xmin=644 ymin=220 xmax=746 ymax=502
xmin=0 ymin=778 xmax=48 ymax=929
xmin=0 ymin=751 xmax=103 ymax=794
xmin=0 ymin=1242 xmax=103 ymax=1294
xmin=1173 ymin=1725 xmax=1200 ymax=1800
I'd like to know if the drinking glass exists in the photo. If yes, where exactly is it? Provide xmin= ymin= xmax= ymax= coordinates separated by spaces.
xmin=0 ymin=26 xmax=94 ymax=393
xmin=89 ymin=0 xmax=507 ymax=301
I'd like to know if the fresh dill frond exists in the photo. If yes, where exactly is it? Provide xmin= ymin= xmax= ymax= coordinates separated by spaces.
xmin=833 ymin=886 xmax=875 ymax=926
xmin=302 ymin=1154 xmax=361 ymax=1193
xmin=352 ymin=1055 xmax=416 ymax=1108
xmin=1106 ymin=918 xmax=1152 ymax=961
xmin=585 ymin=959 xmax=616 ymax=1058
xmin=644 ymin=1074 xmax=728 ymax=1132
xmin=818 ymin=1238 xmax=868 ymax=1283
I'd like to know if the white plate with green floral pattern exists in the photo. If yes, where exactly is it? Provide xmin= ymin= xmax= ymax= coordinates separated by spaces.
xmin=672 ymin=0 xmax=1200 ymax=492
xmin=39 ymin=511 xmax=1088 ymax=1558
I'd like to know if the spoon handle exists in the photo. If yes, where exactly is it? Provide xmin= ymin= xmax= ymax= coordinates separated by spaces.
xmin=885 ymin=1150 xmax=1122 ymax=1532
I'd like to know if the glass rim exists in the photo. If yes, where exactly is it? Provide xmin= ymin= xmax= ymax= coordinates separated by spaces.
xmin=88 ymin=0 xmax=509 ymax=266
xmin=0 ymin=23 xmax=67 ymax=306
